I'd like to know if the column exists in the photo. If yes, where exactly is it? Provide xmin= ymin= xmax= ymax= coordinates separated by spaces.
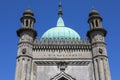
xmin=24 ymin=19 xmax=26 ymax=27
xmin=98 ymin=58 xmax=103 ymax=80
xmin=31 ymin=21 xmax=34 ymax=28
xmin=90 ymin=23 xmax=93 ymax=29
xmin=15 ymin=59 xmax=19 ymax=80
xmin=93 ymin=19 xmax=96 ymax=27
xmin=21 ymin=58 xmax=27 ymax=80
xmin=99 ymin=58 xmax=105 ymax=80
xmin=26 ymin=58 xmax=32 ymax=80
xmin=94 ymin=59 xmax=99 ymax=80
xmin=28 ymin=19 xmax=31 ymax=27
xmin=103 ymin=59 xmax=111 ymax=80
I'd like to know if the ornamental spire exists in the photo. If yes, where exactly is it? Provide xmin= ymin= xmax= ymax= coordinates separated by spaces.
xmin=58 ymin=0 xmax=63 ymax=17
xmin=56 ymin=0 xmax=65 ymax=27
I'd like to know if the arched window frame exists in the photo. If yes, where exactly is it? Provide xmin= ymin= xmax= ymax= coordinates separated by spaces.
xmin=50 ymin=72 xmax=76 ymax=80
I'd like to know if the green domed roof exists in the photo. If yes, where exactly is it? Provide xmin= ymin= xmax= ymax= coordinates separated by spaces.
xmin=41 ymin=17 xmax=80 ymax=39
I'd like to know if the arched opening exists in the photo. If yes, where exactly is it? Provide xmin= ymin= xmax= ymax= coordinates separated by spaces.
xmin=96 ymin=20 xmax=98 ymax=27
xmin=58 ymin=77 xmax=68 ymax=80
xmin=26 ymin=20 xmax=28 ymax=26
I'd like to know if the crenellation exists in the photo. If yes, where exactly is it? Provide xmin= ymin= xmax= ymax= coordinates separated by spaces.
xmin=35 ymin=38 xmax=90 ymax=45
xmin=32 ymin=44 xmax=91 ymax=52
xmin=33 ymin=39 xmax=91 ymax=52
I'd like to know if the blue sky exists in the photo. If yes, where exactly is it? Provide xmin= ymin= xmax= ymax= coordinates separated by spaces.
xmin=0 ymin=0 xmax=120 ymax=80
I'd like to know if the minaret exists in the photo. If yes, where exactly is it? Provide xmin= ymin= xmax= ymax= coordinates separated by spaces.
xmin=15 ymin=9 xmax=37 ymax=80
xmin=87 ymin=9 xmax=111 ymax=80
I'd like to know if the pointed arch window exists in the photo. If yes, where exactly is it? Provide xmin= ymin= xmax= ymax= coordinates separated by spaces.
xmin=58 ymin=77 xmax=68 ymax=80
xmin=50 ymin=72 xmax=76 ymax=80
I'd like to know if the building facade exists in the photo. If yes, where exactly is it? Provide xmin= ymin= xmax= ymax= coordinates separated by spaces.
xmin=15 ymin=3 xmax=111 ymax=80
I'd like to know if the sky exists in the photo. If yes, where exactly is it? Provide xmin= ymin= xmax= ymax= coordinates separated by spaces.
xmin=0 ymin=0 xmax=120 ymax=80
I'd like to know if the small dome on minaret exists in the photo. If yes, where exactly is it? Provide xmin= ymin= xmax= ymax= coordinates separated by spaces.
xmin=89 ymin=8 xmax=100 ymax=17
xmin=88 ymin=8 xmax=102 ymax=23
xmin=25 ymin=9 xmax=33 ymax=13
xmin=20 ymin=9 xmax=36 ymax=23
xmin=23 ymin=9 xmax=34 ymax=17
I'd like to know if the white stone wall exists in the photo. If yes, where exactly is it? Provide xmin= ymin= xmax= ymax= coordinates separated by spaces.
xmin=36 ymin=65 xmax=93 ymax=80
xmin=33 ymin=50 xmax=92 ymax=59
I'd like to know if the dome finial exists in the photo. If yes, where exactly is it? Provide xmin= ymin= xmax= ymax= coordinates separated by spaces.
xmin=56 ymin=0 xmax=65 ymax=27
xmin=89 ymin=6 xmax=100 ymax=17
xmin=58 ymin=0 xmax=63 ymax=17
xmin=92 ymin=5 xmax=94 ymax=10
xmin=27 ymin=5 xmax=30 ymax=9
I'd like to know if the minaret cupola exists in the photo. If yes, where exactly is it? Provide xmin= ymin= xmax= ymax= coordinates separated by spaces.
xmin=88 ymin=8 xmax=102 ymax=29
xmin=20 ymin=9 xmax=36 ymax=28
xmin=17 ymin=9 xmax=37 ymax=40
xmin=87 ymin=8 xmax=107 ymax=39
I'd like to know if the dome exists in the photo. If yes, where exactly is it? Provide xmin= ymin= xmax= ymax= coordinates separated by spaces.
xmin=41 ymin=27 xmax=80 ymax=39
xmin=89 ymin=8 xmax=99 ymax=17
xmin=24 ymin=9 xmax=33 ymax=14
xmin=23 ymin=9 xmax=34 ymax=16
xmin=41 ymin=17 xmax=80 ymax=39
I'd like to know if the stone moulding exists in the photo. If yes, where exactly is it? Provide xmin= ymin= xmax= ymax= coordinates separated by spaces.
xmin=33 ymin=44 xmax=91 ymax=52
xmin=34 ymin=60 xmax=91 ymax=66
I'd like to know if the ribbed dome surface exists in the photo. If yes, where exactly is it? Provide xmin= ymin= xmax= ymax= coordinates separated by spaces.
xmin=41 ymin=27 xmax=80 ymax=39
xmin=41 ymin=17 xmax=80 ymax=39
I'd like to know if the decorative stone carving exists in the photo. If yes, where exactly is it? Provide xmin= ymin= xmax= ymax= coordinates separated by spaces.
xmin=57 ymin=62 xmax=68 ymax=71
xmin=99 ymin=48 xmax=103 ymax=54
xmin=22 ymin=48 xmax=26 ymax=54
